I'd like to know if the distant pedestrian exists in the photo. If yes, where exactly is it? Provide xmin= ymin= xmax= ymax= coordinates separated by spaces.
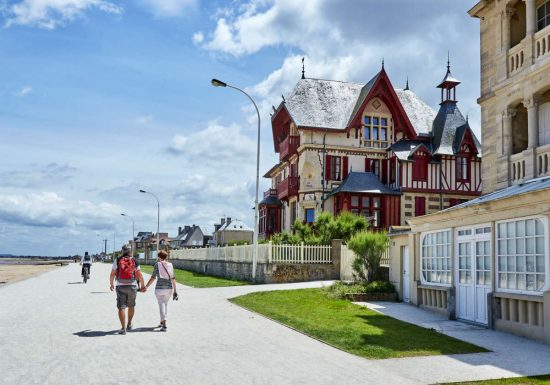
xmin=144 ymin=250 xmax=178 ymax=332
xmin=109 ymin=245 xmax=146 ymax=335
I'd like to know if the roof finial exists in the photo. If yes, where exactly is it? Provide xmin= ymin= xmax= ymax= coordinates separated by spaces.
xmin=405 ymin=76 xmax=409 ymax=91
xmin=447 ymin=51 xmax=451 ymax=71
xmin=381 ymin=57 xmax=385 ymax=70
xmin=301 ymin=57 xmax=305 ymax=79
xmin=466 ymin=113 xmax=469 ymax=122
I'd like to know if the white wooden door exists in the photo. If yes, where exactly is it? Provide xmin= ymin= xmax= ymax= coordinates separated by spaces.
xmin=402 ymin=246 xmax=410 ymax=303
xmin=455 ymin=227 xmax=491 ymax=325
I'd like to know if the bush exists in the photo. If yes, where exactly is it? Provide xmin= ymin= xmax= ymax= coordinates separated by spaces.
xmin=323 ymin=281 xmax=395 ymax=299
xmin=348 ymin=231 xmax=389 ymax=282
xmin=271 ymin=212 xmax=369 ymax=245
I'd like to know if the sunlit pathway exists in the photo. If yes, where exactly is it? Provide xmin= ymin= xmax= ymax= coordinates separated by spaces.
xmin=1 ymin=263 xmax=550 ymax=385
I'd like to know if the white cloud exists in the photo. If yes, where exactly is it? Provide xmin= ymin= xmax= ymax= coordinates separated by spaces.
xmin=191 ymin=31 xmax=204 ymax=44
xmin=0 ymin=191 xmax=122 ymax=230
xmin=15 ymin=85 xmax=33 ymax=97
xmin=132 ymin=114 xmax=154 ymax=125
xmin=137 ymin=0 xmax=195 ymax=18
xmin=3 ymin=0 xmax=122 ymax=29
xmin=168 ymin=121 xmax=256 ymax=161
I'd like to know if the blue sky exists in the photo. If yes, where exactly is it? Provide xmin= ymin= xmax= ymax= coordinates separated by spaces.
xmin=0 ymin=0 xmax=480 ymax=256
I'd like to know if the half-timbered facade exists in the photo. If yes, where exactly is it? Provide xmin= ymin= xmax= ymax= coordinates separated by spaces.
xmin=259 ymin=64 xmax=482 ymax=238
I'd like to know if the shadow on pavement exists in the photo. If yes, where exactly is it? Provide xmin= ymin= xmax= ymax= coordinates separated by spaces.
xmin=73 ymin=330 xmax=119 ymax=337
xmin=130 ymin=327 xmax=158 ymax=333
xmin=67 ymin=282 xmax=83 ymax=285
xmin=90 ymin=291 xmax=110 ymax=294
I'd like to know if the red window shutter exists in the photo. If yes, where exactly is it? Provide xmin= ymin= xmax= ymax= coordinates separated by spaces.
xmin=415 ymin=197 xmax=426 ymax=216
xmin=343 ymin=156 xmax=349 ymax=179
xmin=325 ymin=155 xmax=331 ymax=181
xmin=365 ymin=157 xmax=370 ymax=172
xmin=381 ymin=159 xmax=388 ymax=184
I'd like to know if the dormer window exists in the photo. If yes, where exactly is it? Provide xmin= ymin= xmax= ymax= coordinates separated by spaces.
xmin=363 ymin=115 xmax=390 ymax=148
xmin=538 ymin=1 xmax=550 ymax=31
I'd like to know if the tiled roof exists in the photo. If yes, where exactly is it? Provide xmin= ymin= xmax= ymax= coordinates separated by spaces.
xmin=394 ymin=89 xmax=436 ymax=135
xmin=390 ymin=140 xmax=433 ymax=160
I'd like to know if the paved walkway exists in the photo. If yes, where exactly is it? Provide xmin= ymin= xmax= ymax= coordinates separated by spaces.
xmin=1 ymin=263 xmax=550 ymax=385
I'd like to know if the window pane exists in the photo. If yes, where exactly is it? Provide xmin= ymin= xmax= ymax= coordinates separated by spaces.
xmin=536 ymin=236 xmax=544 ymax=254
xmin=518 ymin=274 xmax=526 ymax=290
xmin=507 ymin=255 xmax=516 ymax=271
xmin=373 ymin=197 xmax=380 ymax=208
xmin=364 ymin=128 xmax=371 ymax=140
xmin=526 ymin=255 xmax=535 ymax=272
xmin=351 ymin=196 xmax=359 ymax=206
xmin=373 ymin=127 xmax=379 ymax=140
xmin=536 ymin=255 xmax=545 ymax=272
xmin=536 ymin=275 xmax=545 ymax=290
xmin=507 ymin=222 xmax=516 ymax=237
xmin=364 ymin=116 xmax=371 ymax=124
xmin=373 ymin=117 xmax=379 ymax=125
xmin=362 ymin=197 xmax=369 ymax=207
xmin=516 ymin=221 xmax=525 ymax=237
xmin=526 ymin=238 xmax=535 ymax=254
xmin=498 ymin=223 xmax=506 ymax=238
xmin=499 ymin=273 xmax=507 ymax=288
xmin=536 ymin=219 xmax=544 ymax=236
xmin=381 ymin=117 xmax=387 ymax=126
xmin=526 ymin=219 xmax=535 ymax=236
xmin=380 ymin=127 xmax=387 ymax=140
xmin=516 ymin=255 xmax=525 ymax=272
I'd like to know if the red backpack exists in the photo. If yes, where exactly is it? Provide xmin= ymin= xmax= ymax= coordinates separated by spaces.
xmin=116 ymin=256 xmax=136 ymax=284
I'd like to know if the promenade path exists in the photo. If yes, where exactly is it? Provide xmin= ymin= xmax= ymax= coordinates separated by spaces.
xmin=1 ymin=263 xmax=550 ymax=385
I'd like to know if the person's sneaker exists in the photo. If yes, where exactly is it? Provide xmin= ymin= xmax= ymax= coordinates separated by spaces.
xmin=119 ymin=329 xmax=126 ymax=335
xmin=161 ymin=325 xmax=167 ymax=332
xmin=127 ymin=323 xmax=133 ymax=331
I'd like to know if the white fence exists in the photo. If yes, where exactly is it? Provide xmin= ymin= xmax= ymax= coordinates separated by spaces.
xmin=170 ymin=242 xmax=332 ymax=264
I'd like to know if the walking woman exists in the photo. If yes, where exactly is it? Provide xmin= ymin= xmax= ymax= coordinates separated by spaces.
xmin=144 ymin=250 xmax=178 ymax=331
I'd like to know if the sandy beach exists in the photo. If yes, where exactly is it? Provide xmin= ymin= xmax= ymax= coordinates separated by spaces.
xmin=0 ymin=263 xmax=64 ymax=286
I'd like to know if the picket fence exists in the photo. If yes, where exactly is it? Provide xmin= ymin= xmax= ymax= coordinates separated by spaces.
xmin=170 ymin=242 xmax=332 ymax=264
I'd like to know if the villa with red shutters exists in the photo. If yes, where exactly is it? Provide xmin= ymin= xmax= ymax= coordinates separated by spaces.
xmin=259 ymin=62 xmax=482 ymax=239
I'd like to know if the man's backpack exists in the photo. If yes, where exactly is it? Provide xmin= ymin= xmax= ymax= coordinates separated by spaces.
xmin=116 ymin=256 xmax=136 ymax=284
xmin=84 ymin=255 xmax=91 ymax=262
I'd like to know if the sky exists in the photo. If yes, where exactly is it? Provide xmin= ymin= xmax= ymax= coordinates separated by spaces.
xmin=0 ymin=0 xmax=481 ymax=256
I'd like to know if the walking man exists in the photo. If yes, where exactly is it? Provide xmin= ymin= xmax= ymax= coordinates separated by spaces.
xmin=109 ymin=245 xmax=146 ymax=335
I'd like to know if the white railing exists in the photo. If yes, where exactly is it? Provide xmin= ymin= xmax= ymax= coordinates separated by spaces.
xmin=535 ymin=27 xmax=550 ymax=61
xmin=170 ymin=242 xmax=332 ymax=264
xmin=536 ymin=143 xmax=550 ymax=177
xmin=510 ymin=152 xmax=526 ymax=183
xmin=508 ymin=43 xmax=525 ymax=75
xmin=271 ymin=243 xmax=332 ymax=264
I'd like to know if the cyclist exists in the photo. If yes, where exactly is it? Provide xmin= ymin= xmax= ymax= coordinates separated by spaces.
xmin=81 ymin=251 xmax=93 ymax=278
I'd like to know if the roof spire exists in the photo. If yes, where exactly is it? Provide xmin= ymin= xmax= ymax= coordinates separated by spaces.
xmin=405 ymin=76 xmax=409 ymax=91
xmin=381 ymin=57 xmax=385 ymax=70
xmin=447 ymin=51 xmax=450 ymax=71
xmin=301 ymin=57 xmax=305 ymax=79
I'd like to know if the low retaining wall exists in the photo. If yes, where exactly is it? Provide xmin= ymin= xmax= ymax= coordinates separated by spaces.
xmin=158 ymin=240 xmax=343 ymax=284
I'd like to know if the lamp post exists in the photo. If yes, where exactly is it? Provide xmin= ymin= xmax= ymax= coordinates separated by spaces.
xmin=139 ymin=189 xmax=160 ymax=263
xmin=211 ymin=78 xmax=260 ymax=281
xmin=121 ymin=213 xmax=135 ymax=257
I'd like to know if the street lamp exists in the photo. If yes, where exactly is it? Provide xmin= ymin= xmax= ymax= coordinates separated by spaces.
xmin=121 ymin=213 xmax=135 ymax=257
xmin=211 ymin=78 xmax=261 ymax=281
xmin=139 ymin=189 xmax=160 ymax=263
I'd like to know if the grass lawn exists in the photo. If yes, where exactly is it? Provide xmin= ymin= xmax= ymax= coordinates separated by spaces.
xmin=230 ymin=288 xmax=487 ymax=359
xmin=441 ymin=376 xmax=550 ymax=385
xmin=140 ymin=265 xmax=250 ymax=288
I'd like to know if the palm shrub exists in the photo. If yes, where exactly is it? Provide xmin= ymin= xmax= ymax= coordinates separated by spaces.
xmin=348 ymin=231 xmax=389 ymax=282
xmin=272 ymin=212 xmax=369 ymax=245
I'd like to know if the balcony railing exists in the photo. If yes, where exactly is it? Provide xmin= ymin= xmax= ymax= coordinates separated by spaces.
xmin=263 ymin=188 xmax=278 ymax=198
xmin=535 ymin=27 xmax=550 ymax=61
xmin=279 ymin=135 xmax=299 ymax=161
xmin=277 ymin=176 xmax=299 ymax=200
xmin=508 ymin=42 xmax=525 ymax=75
xmin=510 ymin=152 xmax=526 ymax=184
xmin=536 ymin=143 xmax=550 ymax=178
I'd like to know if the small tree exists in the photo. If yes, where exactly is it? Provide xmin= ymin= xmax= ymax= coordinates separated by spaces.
xmin=348 ymin=231 xmax=389 ymax=282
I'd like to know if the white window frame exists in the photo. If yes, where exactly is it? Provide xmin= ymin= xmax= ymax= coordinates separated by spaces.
xmin=537 ymin=0 xmax=550 ymax=32
xmin=495 ymin=215 xmax=549 ymax=296
xmin=455 ymin=223 xmax=493 ymax=288
xmin=420 ymin=229 xmax=452 ymax=287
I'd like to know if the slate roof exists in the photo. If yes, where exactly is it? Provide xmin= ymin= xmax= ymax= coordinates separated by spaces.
xmin=389 ymin=140 xmax=433 ymax=160
xmin=218 ymin=219 xmax=252 ymax=232
xmin=431 ymin=102 xmax=469 ymax=155
xmin=327 ymin=172 xmax=401 ymax=197
xmin=285 ymin=78 xmax=363 ymax=129
xmin=283 ymin=75 xmax=436 ymax=133
xmin=443 ymin=176 xmax=550 ymax=212
xmin=259 ymin=195 xmax=282 ymax=206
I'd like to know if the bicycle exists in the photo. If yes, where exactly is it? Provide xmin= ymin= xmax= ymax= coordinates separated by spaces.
xmin=83 ymin=265 xmax=90 ymax=283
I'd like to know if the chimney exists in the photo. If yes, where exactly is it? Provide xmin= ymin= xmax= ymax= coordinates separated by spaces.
xmin=220 ymin=217 xmax=226 ymax=225
xmin=227 ymin=217 xmax=232 ymax=225
xmin=178 ymin=226 xmax=182 ymax=235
